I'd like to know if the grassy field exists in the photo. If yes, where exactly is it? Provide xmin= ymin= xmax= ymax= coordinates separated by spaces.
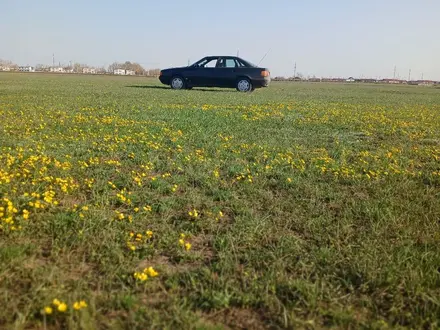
xmin=0 ymin=72 xmax=439 ymax=329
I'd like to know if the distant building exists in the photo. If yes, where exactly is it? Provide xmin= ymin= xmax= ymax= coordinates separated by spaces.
xmin=321 ymin=78 xmax=345 ymax=83
xmin=113 ymin=69 xmax=136 ymax=75
xmin=50 ymin=67 xmax=65 ymax=73
xmin=346 ymin=77 xmax=355 ymax=82
xmin=83 ymin=68 xmax=96 ymax=74
xmin=358 ymin=78 xmax=378 ymax=83
xmin=381 ymin=79 xmax=406 ymax=84
xmin=114 ymin=69 xmax=126 ymax=75
xmin=0 ymin=66 xmax=11 ymax=71
xmin=415 ymin=80 xmax=435 ymax=86
xmin=19 ymin=66 xmax=35 ymax=72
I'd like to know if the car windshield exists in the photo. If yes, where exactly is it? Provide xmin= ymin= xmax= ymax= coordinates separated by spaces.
xmin=190 ymin=58 xmax=217 ymax=68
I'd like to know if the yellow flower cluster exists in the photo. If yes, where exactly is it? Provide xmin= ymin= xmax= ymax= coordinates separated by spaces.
xmin=179 ymin=233 xmax=192 ymax=251
xmin=134 ymin=266 xmax=159 ymax=281
xmin=188 ymin=209 xmax=199 ymax=219
xmin=127 ymin=230 xmax=154 ymax=251
xmin=42 ymin=299 xmax=87 ymax=315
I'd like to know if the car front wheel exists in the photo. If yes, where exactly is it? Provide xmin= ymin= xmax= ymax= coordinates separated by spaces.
xmin=171 ymin=76 xmax=185 ymax=90
xmin=236 ymin=78 xmax=253 ymax=92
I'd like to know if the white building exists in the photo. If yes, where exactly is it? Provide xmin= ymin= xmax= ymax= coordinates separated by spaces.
xmin=83 ymin=68 xmax=96 ymax=74
xmin=114 ymin=69 xmax=126 ymax=75
xmin=125 ymin=70 xmax=135 ymax=76
xmin=19 ymin=66 xmax=35 ymax=72
xmin=50 ymin=67 xmax=65 ymax=73
xmin=0 ymin=66 xmax=11 ymax=71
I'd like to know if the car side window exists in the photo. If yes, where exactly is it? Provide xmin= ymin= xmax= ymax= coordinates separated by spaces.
xmin=204 ymin=59 xmax=217 ymax=68
xmin=195 ymin=58 xmax=217 ymax=68
xmin=235 ymin=59 xmax=246 ymax=67
xmin=225 ymin=59 xmax=236 ymax=68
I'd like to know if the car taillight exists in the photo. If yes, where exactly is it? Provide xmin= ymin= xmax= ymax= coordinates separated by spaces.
xmin=261 ymin=70 xmax=270 ymax=77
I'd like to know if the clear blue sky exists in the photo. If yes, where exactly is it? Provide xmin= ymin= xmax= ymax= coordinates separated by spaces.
xmin=2 ymin=0 xmax=439 ymax=79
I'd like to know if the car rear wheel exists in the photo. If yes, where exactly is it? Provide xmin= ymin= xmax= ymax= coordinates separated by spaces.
xmin=171 ymin=76 xmax=185 ymax=90
xmin=236 ymin=78 xmax=253 ymax=92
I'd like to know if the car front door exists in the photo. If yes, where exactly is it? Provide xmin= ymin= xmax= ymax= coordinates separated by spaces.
xmin=186 ymin=58 xmax=218 ymax=87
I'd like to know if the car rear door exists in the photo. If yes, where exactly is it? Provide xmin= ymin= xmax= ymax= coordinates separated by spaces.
xmin=211 ymin=57 xmax=233 ymax=87
xmin=224 ymin=58 xmax=242 ymax=87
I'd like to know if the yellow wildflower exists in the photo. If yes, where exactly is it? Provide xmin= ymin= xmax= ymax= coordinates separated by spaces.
xmin=73 ymin=300 xmax=87 ymax=310
xmin=145 ymin=266 xmax=158 ymax=277
xmin=188 ymin=209 xmax=199 ymax=219
xmin=43 ymin=306 xmax=53 ymax=315
xmin=57 ymin=303 xmax=67 ymax=312
xmin=22 ymin=209 xmax=30 ymax=220
xmin=134 ymin=272 xmax=148 ymax=281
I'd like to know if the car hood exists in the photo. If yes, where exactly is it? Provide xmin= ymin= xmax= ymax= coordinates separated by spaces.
xmin=162 ymin=66 xmax=188 ymax=72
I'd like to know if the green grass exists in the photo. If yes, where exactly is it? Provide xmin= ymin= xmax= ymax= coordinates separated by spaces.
xmin=0 ymin=72 xmax=439 ymax=329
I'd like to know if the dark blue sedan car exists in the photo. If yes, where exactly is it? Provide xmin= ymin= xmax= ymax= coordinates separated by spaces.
xmin=159 ymin=56 xmax=270 ymax=92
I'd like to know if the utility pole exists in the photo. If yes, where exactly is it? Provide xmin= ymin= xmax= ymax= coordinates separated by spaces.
xmin=408 ymin=69 xmax=411 ymax=81
xmin=421 ymin=73 xmax=424 ymax=80
xmin=393 ymin=65 xmax=396 ymax=79
xmin=293 ymin=62 xmax=297 ymax=78
xmin=52 ymin=53 xmax=55 ymax=67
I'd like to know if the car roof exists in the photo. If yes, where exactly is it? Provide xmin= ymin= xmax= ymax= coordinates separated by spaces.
xmin=205 ymin=56 xmax=239 ymax=59
xmin=204 ymin=56 xmax=255 ymax=64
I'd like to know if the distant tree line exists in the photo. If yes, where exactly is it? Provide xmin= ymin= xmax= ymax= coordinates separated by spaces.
xmin=0 ymin=59 xmax=18 ymax=69
xmin=0 ymin=58 xmax=160 ymax=76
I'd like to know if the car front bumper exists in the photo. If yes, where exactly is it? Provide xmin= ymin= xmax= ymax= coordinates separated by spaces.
xmin=159 ymin=76 xmax=170 ymax=85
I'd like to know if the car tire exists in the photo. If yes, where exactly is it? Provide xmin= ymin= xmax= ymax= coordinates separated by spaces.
xmin=170 ymin=76 xmax=185 ymax=90
xmin=236 ymin=78 xmax=253 ymax=92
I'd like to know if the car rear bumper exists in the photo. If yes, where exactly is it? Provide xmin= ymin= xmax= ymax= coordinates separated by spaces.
xmin=252 ymin=77 xmax=271 ymax=88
